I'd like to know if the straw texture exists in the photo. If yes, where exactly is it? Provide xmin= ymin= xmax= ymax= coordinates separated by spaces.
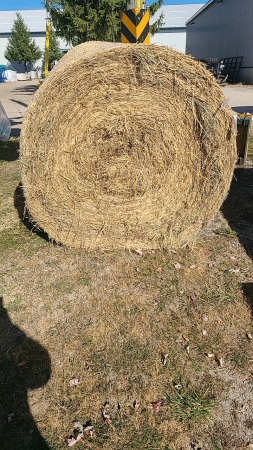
xmin=20 ymin=42 xmax=237 ymax=249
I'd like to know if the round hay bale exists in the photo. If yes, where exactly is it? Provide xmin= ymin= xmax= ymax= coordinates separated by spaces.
xmin=20 ymin=42 xmax=237 ymax=250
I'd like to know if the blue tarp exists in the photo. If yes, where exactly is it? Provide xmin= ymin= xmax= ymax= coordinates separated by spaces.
xmin=0 ymin=65 xmax=7 ymax=83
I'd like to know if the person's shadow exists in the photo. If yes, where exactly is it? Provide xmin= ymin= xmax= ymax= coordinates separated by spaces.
xmin=0 ymin=297 xmax=51 ymax=449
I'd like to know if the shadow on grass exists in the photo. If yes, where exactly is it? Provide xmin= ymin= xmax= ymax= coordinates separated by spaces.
xmin=0 ymin=297 xmax=51 ymax=449
xmin=0 ymin=139 xmax=19 ymax=161
xmin=14 ymin=182 xmax=57 ymax=244
xmin=222 ymin=167 xmax=253 ymax=315
xmin=222 ymin=167 xmax=253 ymax=260
xmin=242 ymin=284 xmax=253 ymax=312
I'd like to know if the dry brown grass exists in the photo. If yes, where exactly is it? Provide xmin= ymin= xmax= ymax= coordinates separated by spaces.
xmin=20 ymin=42 xmax=236 ymax=250
xmin=1 ymin=134 xmax=253 ymax=449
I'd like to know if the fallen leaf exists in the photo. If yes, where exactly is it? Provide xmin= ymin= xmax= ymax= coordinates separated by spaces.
xmin=186 ymin=345 xmax=190 ymax=354
xmin=133 ymin=400 xmax=140 ymax=410
xmin=188 ymin=294 xmax=194 ymax=303
xmin=247 ymin=332 xmax=253 ymax=340
xmin=73 ymin=421 xmax=83 ymax=433
xmin=161 ymin=353 xmax=169 ymax=366
xmin=217 ymin=319 xmax=222 ymax=325
xmin=67 ymin=437 xmax=77 ymax=447
xmin=219 ymin=358 xmax=224 ymax=367
xmin=182 ymin=334 xmax=189 ymax=342
xmin=174 ymin=262 xmax=181 ymax=270
xmin=7 ymin=413 xmax=15 ymax=423
xmin=156 ymin=267 xmax=162 ymax=273
xmin=67 ymin=420 xmax=85 ymax=446
xmin=229 ymin=268 xmax=240 ymax=274
xmin=204 ymin=249 xmax=210 ymax=256
xmin=202 ymin=329 xmax=207 ymax=336
xmin=134 ymin=248 xmax=143 ymax=256
xmin=67 ymin=434 xmax=83 ymax=447
xmin=69 ymin=377 xmax=79 ymax=387
xmin=102 ymin=403 xmax=111 ymax=423
xmin=18 ymin=360 xmax=26 ymax=367
xmin=148 ymin=401 xmax=162 ymax=411
xmin=84 ymin=425 xmax=94 ymax=438
xmin=152 ymin=401 xmax=161 ymax=410
xmin=207 ymin=353 xmax=214 ymax=358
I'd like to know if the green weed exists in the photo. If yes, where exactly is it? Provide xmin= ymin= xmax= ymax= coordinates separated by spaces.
xmin=6 ymin=296 xmax=23 ymax=312
xmin=165 ymin=385 xmax=215 ymax=426
xmin=214 ymin=227 xmax=237 ymax=236
xmin=80 ymin=277 xmax=90 ymax=286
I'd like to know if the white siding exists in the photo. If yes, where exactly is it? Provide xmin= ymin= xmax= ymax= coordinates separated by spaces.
xmin=151 ymin=4 xmax=204 ymax=28
xmin=151 ymin=30 xmax=186 ymax=54
xmin=150 ymin=3 xmax=204 ymax=54
xmin=0 ymin=38 xmax=8 ymax=66
xmin=0 ymin=36 xmax=68 ymax=70
xmin=0 ymin=5 xmax=205 ymax=70
xmin=0 ymin=9 xmax=69 ymax=71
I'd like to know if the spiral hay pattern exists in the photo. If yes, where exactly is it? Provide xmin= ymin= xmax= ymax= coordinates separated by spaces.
xmin=20 ymin=42 xmax=237 ymax=249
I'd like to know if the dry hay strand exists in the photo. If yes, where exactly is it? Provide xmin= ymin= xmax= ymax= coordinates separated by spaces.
xmin=20 ymin=42 xmax=237 ymax=250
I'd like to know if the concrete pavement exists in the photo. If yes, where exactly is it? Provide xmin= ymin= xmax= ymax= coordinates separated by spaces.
xmin=0 ymin=80 xmax=37 ymax=136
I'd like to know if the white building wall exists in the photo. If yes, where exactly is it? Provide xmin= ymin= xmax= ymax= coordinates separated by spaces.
xmin=0 ymin=35 xmax=67 ymax=71
xmin=0 ymin=9 xmax=69 ymax=72
xmin=151 ymin=30 xmax=186 ymax=53
xmin=0 ymin=37 xmax=8 ymax=66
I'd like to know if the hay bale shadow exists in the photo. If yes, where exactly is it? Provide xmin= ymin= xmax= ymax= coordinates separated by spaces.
xmin=0 ymin=139 xmax=19 ymax=161
xmin=14 ymin=182 xmax=58 ymax=245
xmin=222 ymin=167 xmax=253 ymax=260
xmin=242 ymin=283 xmax=253 ymax=315
xmin=0 ymin=296 xmax=51 ymax=449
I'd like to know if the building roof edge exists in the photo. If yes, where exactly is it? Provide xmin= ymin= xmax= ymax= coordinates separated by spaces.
xmin=185 ymin=0 xmax=216 ymax=25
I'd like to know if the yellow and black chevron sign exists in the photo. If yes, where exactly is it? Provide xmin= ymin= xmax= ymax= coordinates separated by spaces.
xmin=121 ymin=9 xmax=150 ymax=44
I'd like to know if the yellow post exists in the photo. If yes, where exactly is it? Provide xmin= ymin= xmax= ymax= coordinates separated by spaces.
xmin=121 ymin=0 xmax=150 ymax=44
xmin=44 ymin=21 xmax=50 ymax=78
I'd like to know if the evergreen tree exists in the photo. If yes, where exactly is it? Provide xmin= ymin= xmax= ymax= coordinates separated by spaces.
xmin=43 ymin=27 xmax=63 ymax=69
xmin=5 ymin=12 xmax=42 ymax=72
xmin=45 ymin=0 xmax=164 ymax=46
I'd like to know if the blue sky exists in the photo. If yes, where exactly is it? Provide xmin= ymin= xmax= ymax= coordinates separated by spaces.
xmin=0 ymin=0 xmax=207 ymax=11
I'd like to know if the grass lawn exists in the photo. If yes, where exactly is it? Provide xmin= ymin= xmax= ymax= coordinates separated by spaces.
xmin=0 ymin=134 xmax=253 ymax=450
